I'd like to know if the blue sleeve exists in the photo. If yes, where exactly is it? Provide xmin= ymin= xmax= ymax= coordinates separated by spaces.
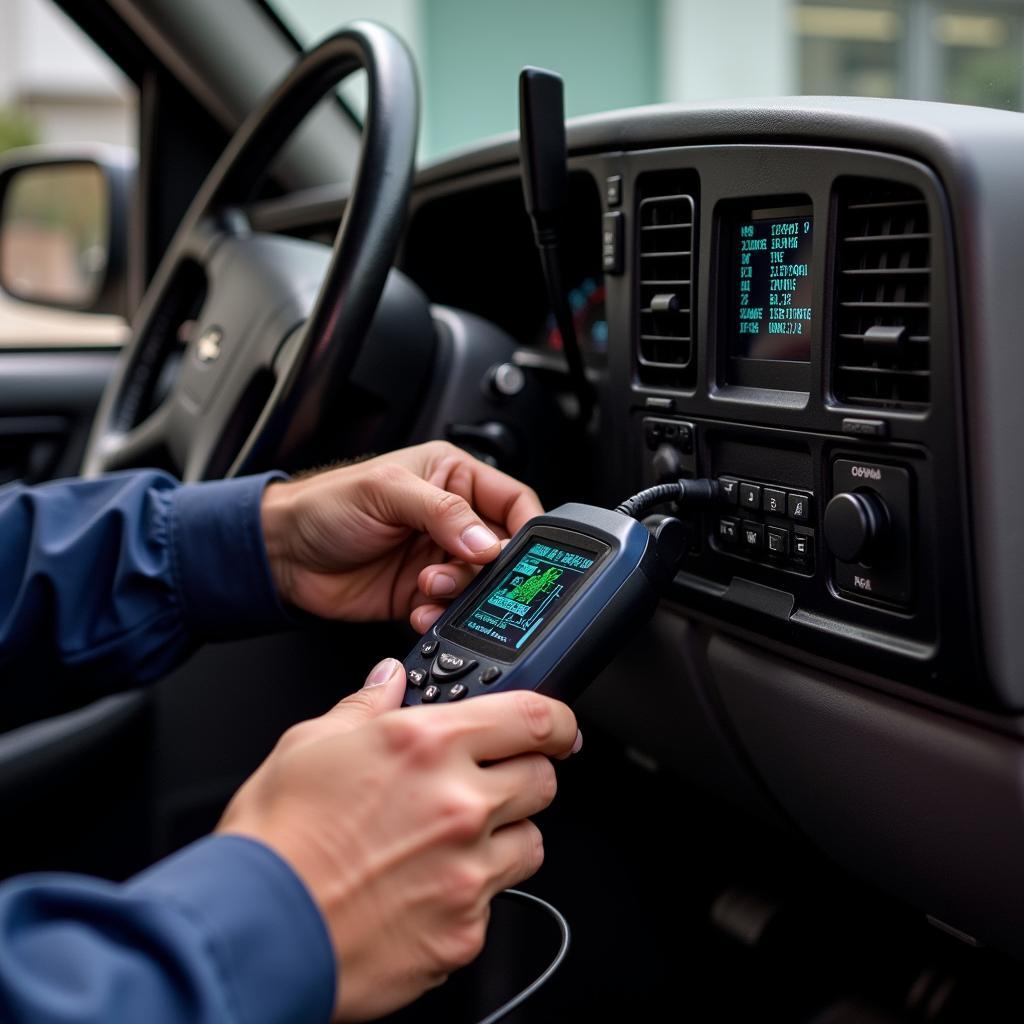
xmin=0 ymin=470 xmax=291 ymax=691
xmin=0 ymin=835 xmax=335 ymax=1024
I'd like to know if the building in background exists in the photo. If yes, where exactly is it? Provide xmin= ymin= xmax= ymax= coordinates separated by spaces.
xmin=0 ymin=0 xmax=134 ymax=154
xmin=280 ymin=0 xmax=1024 ymax=160
xmin=1 ymin=0 xmax=1023 ymax=161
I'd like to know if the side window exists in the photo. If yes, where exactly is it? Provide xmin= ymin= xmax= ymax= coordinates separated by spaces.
xmin=0 ymin=0 xmax=135 ymax=347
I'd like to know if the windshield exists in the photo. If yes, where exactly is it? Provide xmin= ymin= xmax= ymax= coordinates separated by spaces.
xmin=274 ymin=0 xmax=1024 ymax=162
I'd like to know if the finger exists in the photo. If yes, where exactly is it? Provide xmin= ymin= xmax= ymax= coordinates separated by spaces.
xmin=417 ymin=560 xmax=479 ymax=602
xmin=480 ymin=753 xmax=559 ymax=828
xmin=410 ymin=602 xmax=446 ymax=633
xmin=371 ymin=469 xmax=502 ymax=564
xmin=322 ymin=657 xmax=406 ymax=729
xmin=415 ymin=534 xmax=514 ymax=610
xmin=439 ymin=457 xmax=544 ymax=538
xmin=440 ymin=691 xmax=578 ymax=762
xmin=485 ymin=820 xmax=545 ymax=896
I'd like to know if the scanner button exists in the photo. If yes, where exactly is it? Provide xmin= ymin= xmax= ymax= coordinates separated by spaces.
xmin=420 ymin=639 xmax=438 ymax=657
xmin=432 ymin=652 xmax=478 ymax=679
xmin=448 ymin=683 xmax=468 ymax=701
xmin=422 ymin=684 xmax=441 ymax=703
xmin=407 ymin=668 xmax=427 ymax=688
xmin=480 ymin=666 xmax=502 ymax=685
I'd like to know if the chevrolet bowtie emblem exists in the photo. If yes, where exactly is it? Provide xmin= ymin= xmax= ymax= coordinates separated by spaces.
xmin=196 ymin=326 xmax=223 ymax=363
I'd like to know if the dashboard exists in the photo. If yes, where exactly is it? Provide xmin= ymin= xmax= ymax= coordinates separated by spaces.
xmin=404 ymin=122 xmax=981 ymax=704
xmin=362 ymin=97 xmax=1024 ymax=961
xmin=109 ymin=76 xmax=1024 ymax=997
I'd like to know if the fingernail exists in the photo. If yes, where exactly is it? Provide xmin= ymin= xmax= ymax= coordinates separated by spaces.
xmin=461 ymin=523 xmax=498 ymax=553
xmin=364 ymin=658 xmax=399 ymax=688
xmin=428 ymin=573 xmax=457 ymax=596
xmin=571 ymin=729 xmax=583 ymax=755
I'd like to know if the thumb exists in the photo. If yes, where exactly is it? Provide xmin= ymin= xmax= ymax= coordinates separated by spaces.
xmin=376 ymin=471 xmax=501 ymax=565
xmin=326 ymin=657 xmax=406 ymax=730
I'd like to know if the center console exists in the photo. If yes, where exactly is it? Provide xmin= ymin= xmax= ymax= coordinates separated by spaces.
xmin=589 ymin=144 xmax=978 ymax=703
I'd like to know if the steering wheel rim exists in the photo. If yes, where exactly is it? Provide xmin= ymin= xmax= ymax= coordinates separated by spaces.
xmin=82 ymin=21 xmax=419 ymax=481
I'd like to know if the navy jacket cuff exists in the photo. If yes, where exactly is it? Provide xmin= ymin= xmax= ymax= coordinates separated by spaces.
xmin=127 ymin=834 xmax=335 ymax=1024
xmin=167 ymin=472 xmax=291 ymax=641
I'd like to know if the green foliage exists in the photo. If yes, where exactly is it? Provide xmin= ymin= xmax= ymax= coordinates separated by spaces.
xmin=0 ymin=109 xmax=38 ymax=155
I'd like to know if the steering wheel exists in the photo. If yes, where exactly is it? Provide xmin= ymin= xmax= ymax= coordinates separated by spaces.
xmin=82 ymin=22 xmax=418 ymax=481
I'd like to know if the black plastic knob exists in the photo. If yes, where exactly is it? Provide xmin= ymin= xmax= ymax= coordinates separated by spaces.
xmin=652 ymin=443 xmax=682 ymax=483
xmin=824 ymin=490 xmax=889 ymax=564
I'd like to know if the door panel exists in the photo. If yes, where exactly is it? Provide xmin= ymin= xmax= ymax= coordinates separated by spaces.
xmin=0 ymin=349 xmax=118 ymax=481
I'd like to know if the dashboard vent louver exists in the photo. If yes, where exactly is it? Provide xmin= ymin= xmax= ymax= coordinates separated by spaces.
xmin=636 ymin=174 xmax=696 ymax=389
xmin=834 ymin=179 xmax=931 ymax=409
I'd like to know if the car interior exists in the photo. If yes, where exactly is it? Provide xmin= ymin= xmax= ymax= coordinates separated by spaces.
xmin=2 ymin=0 xmax=1024 ymax=1020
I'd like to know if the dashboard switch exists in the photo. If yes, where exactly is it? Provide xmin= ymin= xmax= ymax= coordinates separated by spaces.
xmin=719 ymin=477 xmax=739 ymax=505
xmin=764 ymin=488 xmax=786 ymax=516
xmin=602 ymin=211 xmax=623 ymax=273
xmin=742 ymin=521 xmax=764 ymax=549
xmin=605 ymin=174 xmax=622 ymax=207
xmin=739 ymin=483 xmax=762 ymax=510
xmin=788 ymin=492 xmax=811 ymax=521
xmin=719 ymin=517 xmax=739 ymax=543
xmin=767 ymin=527 xmax=789 ymax=557
xmin=792 ymin=529 xmax=812 ymax=563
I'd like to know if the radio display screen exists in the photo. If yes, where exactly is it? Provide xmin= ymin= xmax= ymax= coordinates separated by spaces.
xmin=730 ymin=204 xmax=814 ymax=362
xmin=443 ymin=532 xmax=608 ymax=661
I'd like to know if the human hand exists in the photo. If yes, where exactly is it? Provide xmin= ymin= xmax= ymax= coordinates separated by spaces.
xmin=260 ymin=442 xmax=543 ymax=630
xmin=217 ymin=658 xmax=580 ymax=1021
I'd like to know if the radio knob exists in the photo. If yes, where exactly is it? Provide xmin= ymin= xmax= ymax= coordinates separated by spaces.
xmin=824 ymin=490 xmax=889 ymax=564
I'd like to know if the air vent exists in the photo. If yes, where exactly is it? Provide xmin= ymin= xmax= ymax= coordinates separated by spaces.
xmin=636 ymin=174 xmax=696 ymax=389
xmin=833 ymin=179 xmax=931 ymax=409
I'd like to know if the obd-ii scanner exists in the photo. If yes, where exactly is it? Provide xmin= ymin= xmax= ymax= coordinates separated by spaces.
xmin=402 ymin=480 xmax=718 ymax=707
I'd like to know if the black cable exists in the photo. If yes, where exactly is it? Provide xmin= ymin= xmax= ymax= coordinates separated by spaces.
xmin=614 ymin=477 xmax=719 ymax=519
xmin=473 ymin=889 xmax=571 ymax=1024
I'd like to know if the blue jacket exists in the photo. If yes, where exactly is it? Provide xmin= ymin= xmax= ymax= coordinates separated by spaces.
xmin=0 ymin=471 xmax=335 ymax=1023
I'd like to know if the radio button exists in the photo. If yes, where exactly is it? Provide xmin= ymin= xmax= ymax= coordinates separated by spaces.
xmin=739 ymin=483 xmax=762 ymax=510
xmin=792 ymin=530 xmax=812 ymax=563
xmin=742 ymin=521 xmax=764 ymax=549
xmin=787 ymin=492 xmax=811 ymax=521
xmin=764 ymin=488 xmax=787 ymax=516
xmin=767 ymin=527 xmax=789 ymax=557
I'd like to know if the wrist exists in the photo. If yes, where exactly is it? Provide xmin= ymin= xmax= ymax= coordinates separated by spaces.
xmin=260 ymin=480 xmax=299 ymax=607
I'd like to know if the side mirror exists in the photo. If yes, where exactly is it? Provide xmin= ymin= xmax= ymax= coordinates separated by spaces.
xmin=0 ymin=146 xmax=134 ymax=316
